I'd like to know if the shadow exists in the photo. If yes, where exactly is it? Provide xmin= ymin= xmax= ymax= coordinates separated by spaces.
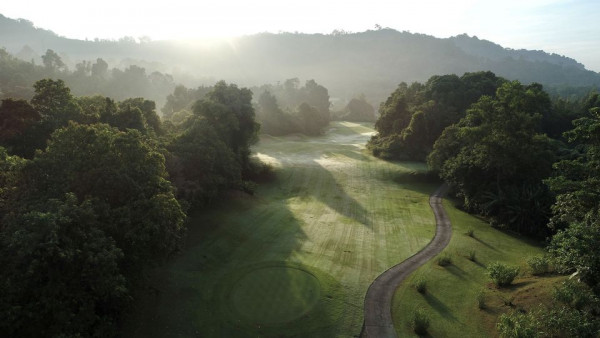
xmin=443 ymin=264 xmax=468 ymax=281
xmin=423 ymin=293 xmax=459 ymax=322
xmin=471 ymin=236 xmax=500 ymax=252
xmin=308 ymin=160 xmax=372 ymax=227
xmin=468 ymin=258 xmax=487 ymax=269
xmin=123 ymin=183 xmax=343 ymax=337
xmin=504 ymin=280 xmax=534 ymax=291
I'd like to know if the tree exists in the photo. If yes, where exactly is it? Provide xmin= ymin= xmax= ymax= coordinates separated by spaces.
xmin=428 ymin=81 xmax=556 ymax=235
xmin=41 ymin=49 xmax=65 ymax=73
xmin=0 ymin=195 xmax=127 ymax=337
xmin=31 ymin=78 xmax=83 ymax=128
xmin=91 ymin=58 xmax=108 ymax=78
xmin=256 ymin=91 xmax=294 ymax=135
xmin=341 ymin=96 xmax=376 ymax=122
xmin=20 ymin=123 xmax=186 ymax=270
xmin=0 ymin=99 xmax=41 ymax=156
xmin=197 ymin=81 xmax=259 ymax=171
xmin=295 ymin=102 xmax=325 ymax=135
xmin=368 ymin=72 xmax=505 ymax=161
xmin=167 ymin=117 xmax=241 ymax=205
xmin=546 ymin=108 xmax=600 ymax=290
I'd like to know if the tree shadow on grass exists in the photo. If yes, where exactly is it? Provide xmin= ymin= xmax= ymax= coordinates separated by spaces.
xmin=423 ymin=292 xmax=459 ymax=322
xmin=299 ymin=160 xmax=372 ymax=228
xmin=471 ymin=236 xmax=500 ymax=252
xmin=443 ymin=263 xmax=468 ymax=281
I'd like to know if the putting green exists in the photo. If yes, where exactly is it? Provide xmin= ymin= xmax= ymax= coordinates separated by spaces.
xmin=229 ymin=266 xmax=321 ymax=324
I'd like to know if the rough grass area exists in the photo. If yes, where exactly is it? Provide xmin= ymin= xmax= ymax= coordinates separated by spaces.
xmin=123 ymin=122 xmax=439 ymax=337
xmin=392 ymin=199 xmax=557 ymax=337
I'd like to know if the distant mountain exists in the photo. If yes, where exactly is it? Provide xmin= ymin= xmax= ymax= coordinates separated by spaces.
xmin=1 ymin=14 xmax=599 ymax=104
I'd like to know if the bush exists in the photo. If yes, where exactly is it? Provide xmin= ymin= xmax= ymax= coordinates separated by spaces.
xmin=468 ymin=249 xmax=477 ymax=262
xmin=437 ymin=253 xmax=452 ymax=266
xmin=413 ymin=278 xmax=427 ymax=294
xmin=554 ymin=279 xmax=599 ymax=311
xmin=526 ymin=256 xmax=549 ymax=275
xmin=497 ymin=310 xmax=538 ymax=338
xmin=477 ymin=290 xmax=486 ymax=309
xmin=488 ymin=262 xmax=520 ymax=287
xmin=466 ymin=228 xmax=475 ymax=237
xmin=498 ymin=305 xmax=600 ymax=338
xmin=411 ymin=308 xmax=430 ymax=335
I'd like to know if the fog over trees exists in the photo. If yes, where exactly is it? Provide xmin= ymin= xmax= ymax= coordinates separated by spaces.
xmin=1 ymin=14 xmax=599 ymax=109
xmin=2 ymin=11 xmax=600 ymax=338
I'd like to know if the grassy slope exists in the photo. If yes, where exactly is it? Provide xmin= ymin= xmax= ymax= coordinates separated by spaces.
xmin=392 ymin=199 xmax=558 ymax=337
xmin=124 ymin=122 xmax=438 ymax=337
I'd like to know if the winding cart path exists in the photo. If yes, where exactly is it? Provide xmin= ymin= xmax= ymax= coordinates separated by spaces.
xmin=361 ymin=184 xmax=452 ymax=337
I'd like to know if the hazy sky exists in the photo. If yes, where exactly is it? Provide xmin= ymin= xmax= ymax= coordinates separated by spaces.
xmin=2 ymin=0 xmax=599 ymax=71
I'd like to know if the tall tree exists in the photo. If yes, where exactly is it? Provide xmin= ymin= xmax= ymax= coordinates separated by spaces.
xmin=428 ymin=81 xmax=557 ymax=235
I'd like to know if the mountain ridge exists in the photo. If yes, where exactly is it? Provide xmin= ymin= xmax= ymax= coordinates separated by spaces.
xmin=1 ymin=13 xmax=598 ymax=103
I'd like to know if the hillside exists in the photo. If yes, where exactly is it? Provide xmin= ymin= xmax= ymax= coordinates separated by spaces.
xmin=1 ymin=13 xmax=599 ymax=103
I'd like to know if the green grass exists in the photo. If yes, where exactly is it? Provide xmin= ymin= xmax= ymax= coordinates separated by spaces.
xmin=123 ymin=122 xmax=439 ymax=337
xmin=392 ymin=199 xmax=550 ymax=337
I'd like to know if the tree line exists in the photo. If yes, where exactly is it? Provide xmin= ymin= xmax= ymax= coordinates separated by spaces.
xmin=0 ymin=79 xmax=261 ymax=336
xmin=0 ymin=47 xmax=175 ymax=108
xmin=163 ymin=78 xmax=333 ymax=136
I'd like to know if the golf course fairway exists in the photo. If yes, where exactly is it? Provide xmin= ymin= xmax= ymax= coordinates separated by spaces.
xmin=125 ymin=121 xmax=440 ymax=337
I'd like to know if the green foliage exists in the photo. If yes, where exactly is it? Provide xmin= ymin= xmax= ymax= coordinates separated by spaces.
xmin=549 ymin=219 xmax=600 ymax=290
xmin=429 ymin=81 xmax=557 ymax=236
xmin=0 ymin=194 xmax=128 ymax=337
xmin=526 ymin=256 xmax=549 ymax=275
xmin=488 ymin=262 xmax=520 ymax=287
xmin=167 ymin=81 xmax=262 ymax=206
xmin=497 ymin=310 xmax=539 ymax=338
xmin=369 ymin=72 xmax=505 ymax=161
xmin=553 ymin=279 xmax=599 ymax=311
xmin=546 ymin=105 xmax=600 ymax=291
xmin=21 ymin=123 xmax=186 ymax=269
xmin=468 ymin=249 xmax=477 ymax=262
xmin=254 ymin=79 xmax=331 ymax=136
xmin=477 ymin=290 xmax=486 ymax=309
xmin=411 ymin=308 xmax=430 ymax=335
xmin=413 ymin=278 xmax=427 ymax=294
xmin=338 ymin=96 xmax=375 ymax=122
xmin=437 ymin=253 xmax=452 ymax=266
xmin=466 ymin=228 xmax=475 ymax=237
xmin=498 ymin=306 xmax=600 ymax=338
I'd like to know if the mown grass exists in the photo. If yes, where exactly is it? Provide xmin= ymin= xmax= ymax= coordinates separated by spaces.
xmin=123 ymin=122 xmax=439 ymax=337
xmin=391 ymin=199 xmax=561 ymax=337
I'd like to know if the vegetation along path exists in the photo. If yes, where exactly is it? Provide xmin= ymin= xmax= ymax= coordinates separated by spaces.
xmin=362 ymin=184 xmax=451 ymax=337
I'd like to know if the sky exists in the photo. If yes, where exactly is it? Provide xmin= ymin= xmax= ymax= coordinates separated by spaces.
xmin=2 ymin=0 xmax=600 ymax=72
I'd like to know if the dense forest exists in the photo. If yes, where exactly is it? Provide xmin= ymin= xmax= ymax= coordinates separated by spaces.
xmin=0 ymin=78 xmax=266 ymax=336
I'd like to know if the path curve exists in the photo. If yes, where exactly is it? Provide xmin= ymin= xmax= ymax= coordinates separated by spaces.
xmin=361 ymin=184 xmax=452 ymax=337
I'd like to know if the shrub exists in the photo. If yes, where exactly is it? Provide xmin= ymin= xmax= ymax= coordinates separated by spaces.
xmin=488 ymin=262 xmax=520 ymax=287
xmin=554 ymin=279 xmax=599 ymax=311
xmin=497 ymin=310 xmax=538 ymax=338
xmin=437 ymin=253 xmax=452 ymax=266
xmin=411 ymin=308 xmax=430 ymax=335
xmin=466 ymin=228 xmax=475 ymax=237
xmin=477 ymin=290 xmax=486 ymax=309
xmin=468 ymin=249 xmax=477 ymax=262
xmin=498 ymin=305 xmax=600 ymax=338
xmin=413 ymin=278 xmax=427 ymax=294
xmin=526 ymin=256 xmax=549 ymax=275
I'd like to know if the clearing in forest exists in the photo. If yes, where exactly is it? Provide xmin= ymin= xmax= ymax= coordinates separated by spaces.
xmin=125 ymin=121 xmax=438 ymax=337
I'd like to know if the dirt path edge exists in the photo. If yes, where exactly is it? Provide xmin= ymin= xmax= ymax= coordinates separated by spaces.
xmin=360 ymin=184 xmax=452 ymax=337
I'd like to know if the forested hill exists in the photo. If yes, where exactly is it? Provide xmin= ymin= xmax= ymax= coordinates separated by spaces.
xmin=2 ymin=13 xmax=599 ymax=102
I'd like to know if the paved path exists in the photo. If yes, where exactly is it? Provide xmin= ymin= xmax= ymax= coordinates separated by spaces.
xmin=361 ymin=184 xmax=452 ymax=337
